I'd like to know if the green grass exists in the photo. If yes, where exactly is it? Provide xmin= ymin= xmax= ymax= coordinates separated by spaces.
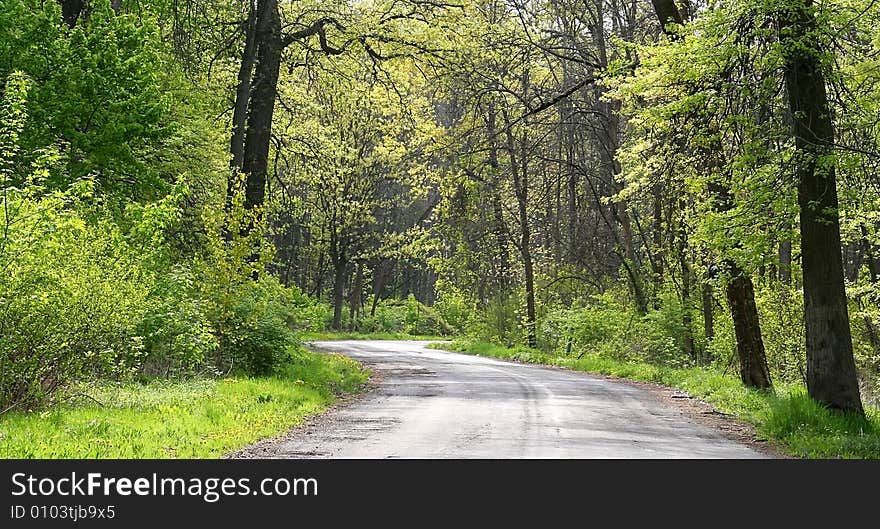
xmin=302 ymin=331 xmax=448 ymax=341
xmin=432 ymin=340 xmax=880 ymax=459
xmin=0 ymin=349 xmax=369 ymax=458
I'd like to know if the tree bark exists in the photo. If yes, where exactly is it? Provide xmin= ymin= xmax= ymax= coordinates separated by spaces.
xmin=486 ymin=98 xmax=511 ymax=291
xmin=59 ymin=0 xmax=84 ymax=28
xmin=332 ymin=263 xmax=346 ymax=330
xmin=778 ymin=236 xmax=792 ymax=285
xmin=725 ymin=263 xmax=773 ymax=389
xmin=649 ymin=0 xmax=684 ymax=30
xmin=592 ymin=4 xmax=648 ymax=315
xmin=779 ymin=0 xmax=864 ymax=414
xmin=328 ymin=216 xmax=348 ymax=330
xmin=349 ymin=262 xmax=363 ymax=330
xmin=242 ymin=0 xmax=282 ymax=214
xmin=677 ymin=225 xmax=695 ymax=359
xmin=503 ymin=103 xmax=537 ymax=349
xmin=701 ymin=276 xmax=714 ymax=361
xmin=230 ymin=1 xmax=258 ymax=177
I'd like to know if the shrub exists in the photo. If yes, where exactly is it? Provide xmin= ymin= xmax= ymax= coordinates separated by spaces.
xmin=352 ymin=296 xmax=454 ymax=336
xmin=433 ymin=286 xmax=472 ymax=334
xmin=136 ymin=267 xmax=217 ymax=378
xmin=194 ymin=196 xmax=298 ymax=377
xmin=0 ymin=183 xmax=153 ymax=410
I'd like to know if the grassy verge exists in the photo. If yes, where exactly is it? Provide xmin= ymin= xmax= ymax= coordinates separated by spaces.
xmin=302 ymin=331 xmax=448 ymax=341
xmin=432 ymin=340 xmax=880 ymax=459
xmin=0 ymin=349 xmax=369 ymax=458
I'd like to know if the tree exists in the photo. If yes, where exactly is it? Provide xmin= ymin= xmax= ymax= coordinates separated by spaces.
xmin=778 ymin=0 xmax=864 ymax=414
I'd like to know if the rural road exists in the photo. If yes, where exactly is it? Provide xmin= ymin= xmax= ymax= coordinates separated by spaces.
xmin=239 ymin=340 xmax=768 ymax=458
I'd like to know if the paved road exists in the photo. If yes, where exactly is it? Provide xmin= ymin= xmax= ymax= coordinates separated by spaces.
xmin=252 ymin=340 xmax=766 ymax=458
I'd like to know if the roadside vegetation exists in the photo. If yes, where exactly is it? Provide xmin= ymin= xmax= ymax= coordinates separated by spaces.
xmin=0 ymin=350 xmax=368 ymax=458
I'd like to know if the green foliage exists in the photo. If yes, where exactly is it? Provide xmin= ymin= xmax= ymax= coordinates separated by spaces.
xmin=0 ymin=0 xmax=175 ymax=201
xmin=339 ymin=295 xmax=454 ymax=336
xmin=460 ymin=294 xmax=522 ymax=346
xmin=0 ymin=76 xmax=153 ymax=409
xmin=0 ymin=350 xmax=369 ymax=458
xmin=432 ymin=283 xmax=474 ymax=334
xmin=538 ymin=288 xmax=699 ymax=368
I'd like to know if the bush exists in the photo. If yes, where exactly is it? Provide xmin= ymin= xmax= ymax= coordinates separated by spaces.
xmin=464 ymin=293 xmax=521 ymax=346
xmin=0 ymin=183 xmax=153 ymax=411
xmin=194 ymin=198 xmax=299 ymax=377
xmin=433 ymin=286 xmax=472 ymax=334
xmin=136 ymin=268 xmax=218 ymax=378
xmin=537 ymin=287 xmax=703 ymax=368
xmin=348 ymin=295 xmax=454 ymax=336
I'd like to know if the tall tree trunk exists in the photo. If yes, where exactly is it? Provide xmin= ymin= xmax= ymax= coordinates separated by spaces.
xmin=701 ymin=275 xmax=714 ymax=362
xmin=242 ymin=0 xmax=281 ymax=214
xmin=780 ymin=1 xmax=864 ymax=414
xmin=778 ymin=236 xmax=792 ymax=285
xmin=230 ymin=1 xmax=258 ymax=178
xmin=486 ymin=98 xmax=510 ymax=290
xmin=677 ymin=223 xmax=695 ymax=359
xmin=592 ymin=2 xmax=648 ymax=314
xmin=503 ymin=104 xmax=537 ymax=349
xmin=224 ymin=1 xmax=259 ymax=241
xmin=370 ymin=261 xmax=393 ymax=317
xmin=59 ymin=0 xmax=84 ymax=28
xmin=349 ymin=262 xmax=363 ymax=330
xmin=651 ymin=188 xmax=664 ymax=304
xmin=726 ymin=263 xmax=772 ymax=389
xmin=649 ymin=0 xmax=684 ymax=30
xmin=332 ymin=263 xmax=346 ymax=331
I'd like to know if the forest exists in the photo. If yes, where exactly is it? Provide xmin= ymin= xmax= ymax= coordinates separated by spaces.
xmin=1 ymin=0 xmax=879 ymax=457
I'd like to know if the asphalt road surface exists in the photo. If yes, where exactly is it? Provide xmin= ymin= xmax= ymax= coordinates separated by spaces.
xmin=250 ymin=340 xmax=766 ymax=458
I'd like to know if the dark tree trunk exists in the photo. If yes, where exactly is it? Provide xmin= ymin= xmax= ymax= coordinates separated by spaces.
xmin=646 ymin=0 xmax=771 ymax=387
xmin=592 ymin=5 xmax=648 ymax=315
xmin=701 ymin=277 xmax=714 ymax=359
xmin=332 ymin=264 xmax=346 ymax=331
xmin=725 ymin=263 xmax=773 ymax=389
xmin=678 ymin=225 xmax=695 ymax=359
xmin=649 ymin=0 xmax=683 ymax=30
xmin=59 ymin=0 xmax=84 ymax=28
xmin=314 ymin=247 xmax=325 ymax=298
xmin=522 ymin=232 xmax=537 ymax=349
xmin=230 ymin=1 xmax=258 ymax=177
xmin=224 ymin=1 xmax=259 ymax=241
xmin=780 ymin=1 xmax=864 ymax=414
xmin=242 ymin=0 xmax=282 ymax=214
xmin=503 ymin=104 xmax=537 ymax=349
xmin=349 ymin=262 xmax=363 ymax=330
xmin=778 ymin=237 xmax=792 ymax=285
xmin=652 ymin=188 xmax=664 ymax=304
xmin=370 ymin=261 xmax=394 ymax=317
xmin=704 ymin=179 xmax=773 ymax=389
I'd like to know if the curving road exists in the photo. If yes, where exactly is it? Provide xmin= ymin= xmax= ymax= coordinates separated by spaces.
xmin=246 ymin=340 xmax=767 ymax=458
